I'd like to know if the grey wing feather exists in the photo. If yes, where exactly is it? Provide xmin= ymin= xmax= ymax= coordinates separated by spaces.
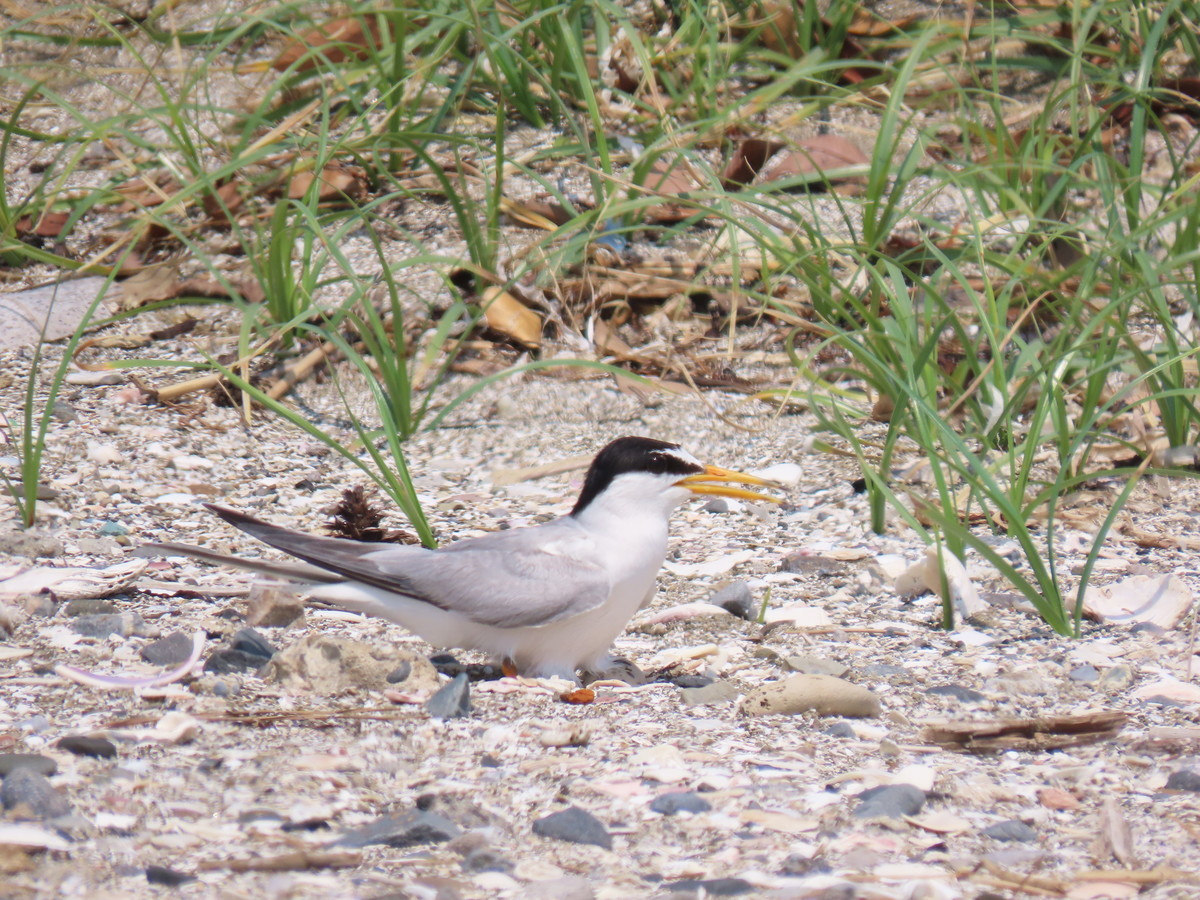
xmin=366 ymin=544 xmax=610 ymax=628
xmin=203 ymin=503 xmax=610 ymax=629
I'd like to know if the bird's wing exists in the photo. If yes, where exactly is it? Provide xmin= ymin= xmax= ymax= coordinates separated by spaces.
xmin=203 ymin=504 xmax=611 ymax=629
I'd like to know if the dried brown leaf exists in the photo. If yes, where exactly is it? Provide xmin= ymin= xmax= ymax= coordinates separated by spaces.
xmin=272 ymin=16 xmax=388 ymax=73
xmin=480 ymin=286 xmax=541 ymax=348
xmin=641 ymin=156 xmax=701 ymax=222
xmin=288 ymin=164 xmax=367 ymax=204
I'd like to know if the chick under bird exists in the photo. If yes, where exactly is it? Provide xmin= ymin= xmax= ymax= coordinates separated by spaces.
xmin=141 ymin=436 xmax=779 ymax=679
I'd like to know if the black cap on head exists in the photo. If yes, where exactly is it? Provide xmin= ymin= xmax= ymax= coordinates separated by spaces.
xmin=570 ymin=436 xmax=704 ymax=515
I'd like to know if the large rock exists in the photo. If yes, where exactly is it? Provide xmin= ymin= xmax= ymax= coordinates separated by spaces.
xmin=742 ymin=674 xmax=881 ymax=718
xmin=264 ymin=634 xmax=439 ymax=695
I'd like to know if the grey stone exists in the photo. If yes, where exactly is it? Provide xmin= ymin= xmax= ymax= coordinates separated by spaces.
xmin=671 ymin=674 xmax=714 ymax=688
xmin=140 ymin=631 xmax=195 ymax=667
xmin=852 ymin=784 xmax=925 ymax=819
xmin=426 ymin=673 xmax=471 ymax=719
xmin=650 ymin=791 xmax=712 ymax=815
xmin=822 ymin=721 xmax=857 ymax=739
xmin=710 ymin=581 xmax=755 ymax=620
xmin=1165 ymin=770 xmax=1200 ymax=792
xmin=2 ymin=767 xmax=71 ymax=818
xmin=532 ymin=806 xmax=612 ymax=850
xmin=680 ymin=681 xmax=739 ymax=706
xmin=927 ymin=684 xmax=986 ymax=702
xmin=702 ymin=498 xmax=730 ymax=514
xmin=0 ymin=754 xmax=57 ymax=777
xmin=982 ymin=820 xmax=1038 ymax=842
xmin=56 ymin=736 xmax=117 ymax=759
xmin=71 ymin=612 xmax=144 ymax=638
xmin=205 ymin=649 xmax=270 ymax=674
xmin=230 ymin=627 xmax=276 ymax=660
xmin=334 ymin=810 xmax=462 ymax=848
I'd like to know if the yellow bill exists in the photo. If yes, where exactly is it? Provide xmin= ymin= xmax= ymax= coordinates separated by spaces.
xmin=679 ymin=465 xmax=784 ymax=503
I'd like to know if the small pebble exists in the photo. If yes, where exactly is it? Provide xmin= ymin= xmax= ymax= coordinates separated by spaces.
xmin=140 ymin=631 xmax=195 ymax=667
xmin=703 ymin=498 xmax=730 ymax=513
xmin=145 ymin=866 xmax=195 ymax=886
xmin=982 ymin=820 xmax=1038 ymax=842
xmin=230 ymin=627 xmax=276 ymax=660
xmin=709 ymin=581 xmax=755 ymax=620
xmin=650 ymin=792 xmax=712 ymax=815
xmin=822 ymin=721 xmax=857 ymax=739
xmin=532 ymin=806 xmax=612 ymax=850
xmin=427 ymin=673 xmax=471 ymax=719
xmin=56 ymin=736 xmax=117 ymax=759
xmin=852 ymin=784 xmax=925 ymax=819
xmin=205 ymin=649 xmax=269 ymax=674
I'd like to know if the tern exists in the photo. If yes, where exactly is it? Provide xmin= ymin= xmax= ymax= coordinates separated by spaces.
xmin=141 ymin=436 xmax=780 ymax=679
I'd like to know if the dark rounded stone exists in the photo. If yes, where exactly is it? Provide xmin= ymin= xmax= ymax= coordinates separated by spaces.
xmin=230 ymin=627 xmax=275 ymax=660
xmin=2 ymin=767 xmax=71 ymax=818
xmin=709 ymin=581 xmax=755 ymax=620
xmin=145 ymin=866 xmax=195 ymax=886
xmin=822 ymin=721 xmax=857 ymax=739
xmin=204 ymin=649 xmax=269 ymax=674
xmin=1165 ymin=770 xmax=1200 ymax=792
xmin=140 ymin=631 xmax=196 ymax=667
xmin=532 ymin=806 xmax=612 ymax=850
xmin=852 ymin=784 xmax=926 ymax=819
xmin=56 ymin=736 xmax=117 ymax=759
